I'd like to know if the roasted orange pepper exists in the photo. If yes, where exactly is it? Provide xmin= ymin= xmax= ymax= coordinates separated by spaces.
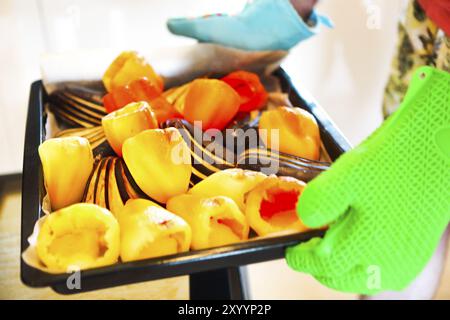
xmin=259 ymin=106 xmax=321 ymax=160
xmin=103 ymin=78 xmax=179 ymax=124
xmin=103 ymin=51 xmax=163 ymax=93
xmin=183 ymin=79 xmax=241 ymax=131
xmin=102 ymin=101 xmax=158 ymax=157
xmin=167 ymin=194 xmax=249 ymax=250
xmin=245 ymin=175 xmax=311 ymax=236
xmin=122 ymin=128 xmax=192 ymax=203
xmin=221 ymin=71 xmax=268 ymax=112
xmin=118 ymin=199 xmax=191 ymax=262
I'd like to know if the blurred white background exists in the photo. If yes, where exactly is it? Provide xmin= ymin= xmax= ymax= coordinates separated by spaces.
xmin=1 ymin=0 xmax=449 ymax=299
xmin=0 ymin=0 xmax=400 ymax=175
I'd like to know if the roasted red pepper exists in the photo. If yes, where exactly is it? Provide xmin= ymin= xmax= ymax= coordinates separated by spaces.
xmin=221 ymin=71 xmax=268 ymax=112
xmin=103 ymin=87 xmax=134 ymax=113
xmin=245 ymin=176 xmax=310 ymax=236
xmin=103 ymin=78 xmax=180 ymax=124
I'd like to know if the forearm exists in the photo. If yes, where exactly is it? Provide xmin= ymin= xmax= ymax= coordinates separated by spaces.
xmin=289 ymin=0 xmax=318 ymax=21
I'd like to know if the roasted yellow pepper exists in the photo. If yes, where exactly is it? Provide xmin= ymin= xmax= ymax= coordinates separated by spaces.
xmin=245 ymin=175 xmax=310 ymax=236
xmin=103 ymin=51 xmax=163 ymax=93
xmin=38 ymin=137 xmax=94 ymax=211
xmin=37 ymin=203 xmax=120 ymax=273
xmin=118 ymin=199 xmax=191 ymax=262
xmin=102 ymin=101 xmax=158 ymax=157
xmin=189 ymin=169 xmax=267 ymax=211
xmin=122 ymin=128 xmax=192 ymax=203
xmin=259 ymin=106 xmax=321 ymax=160
xmin=167 ymin=194 xmax=249 ymax=250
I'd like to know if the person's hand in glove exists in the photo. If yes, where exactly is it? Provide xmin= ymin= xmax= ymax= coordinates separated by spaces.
xmin=167 ymin=0 xmax=333 ymax=51
xmin=286 ymin=66 xmax=450 ymax=295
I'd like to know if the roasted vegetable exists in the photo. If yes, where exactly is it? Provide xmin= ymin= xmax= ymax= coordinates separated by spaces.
xmin=39 ymin=137 xmax=94 ymax=211
xmin=48 ymin=84 xmax=107 ymax=128
xmin=103 ymin=51 xmax=163 ymax=93
xmin=162 ymin=119 xmax=235 ymax=184
xmin=103 ymin=78 xmax=179 ymax=124
xmin=245 ymin=175 xmax=310 ymax=236
xmin=222 ymin=71 xmax=268 ymax=112
xmin=237 ymin=148 xmax=330 ymax=182
xmin=189 ymin=169 xmax=266 ymax=211
xmin=245 ymin=176 xmax=308 ymax=236
xmin=55 ymin=126 xmax=114 ymax=157
xmin=162 ymin=82 xmax=191 ymax=115
xmin=122 ymin=128 xmax=192 ymax=203
xmin=118 ymin=199 xmax=191 ymax=262
xmin=102 ymin=101 xmax=158 ymax=157
xmin=167 ymin=194 xmax=249 ymax=250
xmin=184 ymin=79 xmax=241 ymax=130
xmin=36 ymin=203 xmax=120 ymax=273
xmin=82 ymin=157 xmax=150 ymax=216
xmin=102 ymin=86 xmax=134 ymax=113
xmin=165 ymin=79 xmax=241 ymax=131
xmin=259 ymin=106 xmax=321 ymax=160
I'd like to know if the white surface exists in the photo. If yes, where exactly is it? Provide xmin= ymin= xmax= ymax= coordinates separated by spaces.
xmin=0 ymin=0 xmax=44 ymax=175
xmin=0 ymin=0 xmax=416 ymax=299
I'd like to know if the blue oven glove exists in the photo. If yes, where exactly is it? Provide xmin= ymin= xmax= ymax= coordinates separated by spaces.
xmin=167 ymin=0 xmax=333 ymax=51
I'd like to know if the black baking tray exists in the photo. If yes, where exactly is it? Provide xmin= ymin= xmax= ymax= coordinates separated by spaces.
xmin=21 ymin=68 xmax=351 ymax=294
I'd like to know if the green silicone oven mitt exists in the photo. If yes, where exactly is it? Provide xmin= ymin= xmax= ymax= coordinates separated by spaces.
xmin=286 ymin=66 xmax=450 ymax=295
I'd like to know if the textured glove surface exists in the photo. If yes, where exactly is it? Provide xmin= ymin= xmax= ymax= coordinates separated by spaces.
xmin=286 ymin=67 xmax=450 ymax=294
xmin=167 ymin=0 xmax=333 ymax=51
